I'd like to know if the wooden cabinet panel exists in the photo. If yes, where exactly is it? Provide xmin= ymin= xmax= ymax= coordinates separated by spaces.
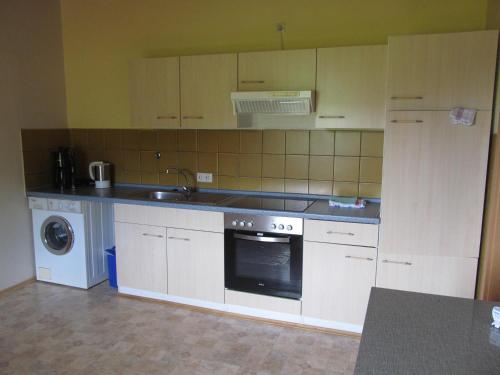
xmin=387 ymin=30 xmax=498 ymax=110
xmin=380 ymin=111 xmax=491 ymax=258
xmin=302 ymin=242 xmax=376 ymax=325
xmin=114 ymin=203 xmax=172 ymax=227
xmin=304 ymin=220 xmax=379 ymax=247
xmin=225 ymin=290 xmax=301 ymax=315
xmin=115 ymin=222 xmax=167 ymax=293
xmin=376 ymin=253 xmax=477 ymax=298
xmin=180 ymin=53 xmax=237 ymax=129
xmin=238 ymin=49 xmax=316 ymax=91
xmin=168 ymin=208 xmax=224 ymax=233
xmin=167 ymin=228 xmax=224 ymax=303
xmin=316 ymin=45 xmax=386 ymax=129
xmin=129 ymin=57 xmax=180 ymax=128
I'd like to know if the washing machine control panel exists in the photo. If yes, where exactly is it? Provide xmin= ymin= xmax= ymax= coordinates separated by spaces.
xmin=47 ymin=199 xmax=82 ymax=213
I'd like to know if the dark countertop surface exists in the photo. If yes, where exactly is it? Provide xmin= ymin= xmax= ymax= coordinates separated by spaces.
xmin=26 ymin=185 xmax=380 ymax=224
xmin=355 ymin=288 xmax=500 ymax=375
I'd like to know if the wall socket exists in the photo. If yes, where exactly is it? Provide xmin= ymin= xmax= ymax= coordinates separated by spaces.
xmin=197 ymin=172 xmax=213 ymax=183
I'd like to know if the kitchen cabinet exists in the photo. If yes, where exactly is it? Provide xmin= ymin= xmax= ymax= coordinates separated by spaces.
xmin=115 ymin=222 xmax=167 ymax=293
xmin=238 ymin=49 xmax=316 ymax=91
xmin=380 ymin=111 xmax=491 ymax=259
xmin=302 ymin=242 xmax=376 ymax=325
xmin=180 ymin=53 xmax=237 ymax=129
xmin=304 ymin=219 xmax=379 ymax=247
xmin=315 ymin=45 xmax=386 ymax=129
xmin=376 ymin=253 xmax=477 ymax=298
xmin=129 ymin=57 xmax=180 ymax=128
xmin=386 ymin=30 xmax=498 ymax=110
xmin=167 ymin=228 xmax=224 ymax=303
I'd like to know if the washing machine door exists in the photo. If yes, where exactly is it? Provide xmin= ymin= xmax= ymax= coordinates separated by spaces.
xmin=40 ymin=216 xmax=75 ymax=255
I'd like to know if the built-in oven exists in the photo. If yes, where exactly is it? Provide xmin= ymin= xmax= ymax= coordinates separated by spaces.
xmin=224 ymin=213 xmax=303 ymax=300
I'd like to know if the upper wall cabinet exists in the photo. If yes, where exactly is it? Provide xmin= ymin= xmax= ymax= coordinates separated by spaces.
xmin=315 ymin=45 xmax=387 ymax=129
xmin=387 ymin=30 xmax=498 ymax=110
xmin=129 ymin=57 xmax=180 ymax=128
xmin=180 ymin=53 xmax=237 ymax=129
xmin=238 ymin=49 xmax=316 ymax=91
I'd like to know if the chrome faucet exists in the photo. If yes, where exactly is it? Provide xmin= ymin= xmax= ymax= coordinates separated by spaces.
xmin=162 ymin=167 xmax=194 ymax=197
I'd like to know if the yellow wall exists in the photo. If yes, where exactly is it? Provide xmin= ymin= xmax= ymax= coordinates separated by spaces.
xmin=60 ymin=0 xmax=489 ymax=129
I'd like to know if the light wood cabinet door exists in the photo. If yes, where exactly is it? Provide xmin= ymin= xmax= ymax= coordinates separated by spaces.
xmin=387 ymin=30 xmax=498 ymax=110
xmin=129 ymin=57 xmax=180 ymax=128
xmin=304 ymin=219 xmax=379 ymax=247
xmin=302 ymin=242 xmax=376 ymax=325
xmin=115 ymin=222 xmax=167 ymax=293
xmin=167 ymin=228 xmax=224 ymax=303
xmin=238 ymin=49 xmax=316 ymax=91
xmin=316 ymin=45 xmax=386 ymax=129
xmin=180 ymin=53 xmax=237 ymax=129
xmin=376 ymin=253 xmax=477 ymax=298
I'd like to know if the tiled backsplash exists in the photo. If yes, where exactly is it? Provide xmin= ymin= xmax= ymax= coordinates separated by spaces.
xmin=21 ymin=128 xmax=383 ymax=197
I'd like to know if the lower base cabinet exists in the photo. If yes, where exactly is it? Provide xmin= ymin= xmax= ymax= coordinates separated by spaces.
xmin=302 ymin=241 xmax=376 ymax=325
xmin=115 ymin=222 xmax=167 ymax=294
xmin=167 ymin=228 xmax=224 ymax=303
xmin=376 ymin=253 xmax=477 ymax=298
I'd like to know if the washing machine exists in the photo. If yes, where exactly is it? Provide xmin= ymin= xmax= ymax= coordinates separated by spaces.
xmin=29 ymin=197 xmax=114 ymax=289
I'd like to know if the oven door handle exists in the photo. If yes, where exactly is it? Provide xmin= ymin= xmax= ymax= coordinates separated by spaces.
xmin=233 ymin=233 xmax=290 ymax=243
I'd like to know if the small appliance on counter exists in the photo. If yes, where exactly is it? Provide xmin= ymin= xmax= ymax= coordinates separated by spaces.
xmin=89 ymin=161 xmax=112 ymax=189
xmin=53 ymin=147 xmax=76 ymax=191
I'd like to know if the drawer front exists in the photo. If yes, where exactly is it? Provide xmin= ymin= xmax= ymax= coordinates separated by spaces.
xmin=28 ymin=197 xmax=48 ymax=210
xmin=304 ymin=220 xmax=379 ymax=247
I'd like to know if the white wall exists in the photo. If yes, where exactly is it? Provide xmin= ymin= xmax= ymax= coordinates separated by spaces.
xmin=0 ymin=0 xmax=67 ymax=290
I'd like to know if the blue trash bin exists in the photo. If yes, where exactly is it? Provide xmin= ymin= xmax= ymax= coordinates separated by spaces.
xmin=105 ymin=247 xmax=117 ymax=288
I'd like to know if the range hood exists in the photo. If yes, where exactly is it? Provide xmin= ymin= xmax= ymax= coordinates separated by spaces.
xmin=231 ymin=91 xmax=315 ymax=115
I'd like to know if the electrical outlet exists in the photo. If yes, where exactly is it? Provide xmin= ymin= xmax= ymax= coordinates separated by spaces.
xmin=197 ymin=172 xmax=213 ymax=183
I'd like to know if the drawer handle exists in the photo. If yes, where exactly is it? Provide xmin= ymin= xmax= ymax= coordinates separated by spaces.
xmin=382 ymin=259 xmax=412 ymax=266
xmin=241 ymin=80 xmax=265 ymax=84
xmin=156 ymin=115 xmax=177 ymax=120
xmin=318 ymin=115 xmax=346 ymax=119
xmin=142 ymin=233 xmax=164 ymax=238
xmin=167 ymin=236 xmax=190 ymax=242
xmin=390 ymin=96 xmax=424 ymax=100
xmin=390 ymin=120 xmax=423 ymax=124
xmin=182 ymin=116 xmax=204 ymax=120
xmin=345 ymin=255 xmax=374 ymax=261
xmin=326 ymin=231 xmax=355 ymax=236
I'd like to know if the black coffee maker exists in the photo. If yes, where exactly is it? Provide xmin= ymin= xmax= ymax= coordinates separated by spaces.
xmin=53 ymin=147 xmax=76 ymax=191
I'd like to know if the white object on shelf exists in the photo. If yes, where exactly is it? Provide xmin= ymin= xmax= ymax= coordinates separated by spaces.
xmin=492 ymin=306 xmax=500 ymax=328
xmin=449 ymin=107 xmax=477 ymax=126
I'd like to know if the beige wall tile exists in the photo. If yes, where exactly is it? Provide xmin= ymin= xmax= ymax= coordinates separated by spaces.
xmin=122 ymin=150 xmax=141 ymax=171
xmin=87 ymin=149 xmax=106 ymax=165
xmin=335 ymin=131 xmax=361 ymax=156
xmin=309 ymin=180 xmax=333 ymax=196
xmin=159 ymin=173 xmax=178 ymax=186
xmin=310 ymin=130 xmax=335 ymax=155
xmin=262 ymin=178 xmax=285 ymax=193
xmin=359 ymin=157 xmax=383 ymax=183
xmin=240 ymin=130 xmax=263 ymax=153
xmin=238 ymin=177 xmax=261 ymax=191
xmin=361 ymin=131 xmax=384 ymax=157
xmin=218 ymin=153 xmax=239 ymax=176
xmin=141 ymin=172 xmax=159 ymax=185
xmin=197 ymin=175 xmax=218 ymax=189
xmin=140 ymin=130 xmax=158 ymax=151
xmin=158 ymin=130 xmax=178 ymax=151
xmin=122 ymin=130 xmax=141 ymax=150
xmin=178 ymin=151 xmax=197 ymax=173
xmin=263 ymin=130 xmax=285 ymax=154
xmin=87 ymin=129 xmax=105 ymax=150
xmin=140 ymin=151 xmax=159 ymax=173
xmin=198 ymin=152 xmax=217 ymax=174
xmin=104 ymin=150 xmax=122 ymax=170
xmin=158 ymin=151 xmax=178 ymax=171
xmin=285 ymin=179 xmax=309 ymax=194
xmin=25 ymin=173 xmax=51 ymax=189
xmin=285 ymin=155 xmax=309 ymax=179
xmin=334 ymin=156 xmax=360 ymax=182
xmin=333 ymin=182 xmax=359 ymax=197
xmin=23 ymin=151 xmax=47 ymax=174
xmin=70 ymin=129 xmax=88 ymax=150
xmin=197 ymin=130 xmax=219 ymax=152
xmin=178 ymin=130 xmax=197 ymax=151
xmin=21 ymin=129 xmax=49 ymax=151
xmin=286 ymin=130 xmax=309 ymax=154
xmin=104 ymin=130 xmax=121 ymax=150
xmin=119 ymin=170 xmax=141 ymax=184
xmin=358 ymin=183 xmax=381 ymax=198
xmin=219 ymin=176 xmax=239 ymax=190
xmin=219 ymin=130 xmax=240 ymax=153
xmin=262 ymin=154 xmax=285 ymax=178
xmin=239 ymin=154 xmax=262 ymax=177
xmin=309 ymin=155 xmax=334 ymax=180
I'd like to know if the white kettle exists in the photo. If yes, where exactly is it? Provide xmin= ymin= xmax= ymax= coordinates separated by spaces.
xmin=89 ymin=161 xmax=111 ymax=189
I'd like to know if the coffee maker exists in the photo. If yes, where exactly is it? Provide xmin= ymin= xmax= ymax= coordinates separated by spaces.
xmin=53 ymin=147 xmax=76 ymax=191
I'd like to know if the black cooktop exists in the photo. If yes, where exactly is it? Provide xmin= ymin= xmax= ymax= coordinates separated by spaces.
xmin=225 ymin=196 xmax=315 ymax=212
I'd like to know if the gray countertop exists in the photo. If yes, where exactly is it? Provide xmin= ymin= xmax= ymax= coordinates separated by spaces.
xmin=26 ymin=185 xmax=380 ymax=224
xmin=354 ymin=288 xmax=500 ymax=374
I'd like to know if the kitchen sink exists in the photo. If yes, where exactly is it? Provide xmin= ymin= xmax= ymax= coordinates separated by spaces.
xmin=130 ymin=190 xmax=233 ymax=205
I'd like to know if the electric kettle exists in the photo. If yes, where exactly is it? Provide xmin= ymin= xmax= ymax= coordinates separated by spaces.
xmin=89 ymin=161 xmax=112 ymax=189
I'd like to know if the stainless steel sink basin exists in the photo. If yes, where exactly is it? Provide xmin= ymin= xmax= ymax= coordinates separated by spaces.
xmin=149 ymin=191 xmax=183 ymax=200
xmin=131 ymin=190 xmax=233 ymax=205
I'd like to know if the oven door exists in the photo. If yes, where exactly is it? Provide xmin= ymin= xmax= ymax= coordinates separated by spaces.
xmin=225 ymin=229 xmax=302 ymax=300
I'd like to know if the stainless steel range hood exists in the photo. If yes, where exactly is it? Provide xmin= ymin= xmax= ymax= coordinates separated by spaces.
xmin=231 ymin=91 xmax=315 ymax=115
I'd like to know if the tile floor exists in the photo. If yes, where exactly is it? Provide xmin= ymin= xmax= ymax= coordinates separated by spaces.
xmin=0 ymin=282 xmax=359 ymax=374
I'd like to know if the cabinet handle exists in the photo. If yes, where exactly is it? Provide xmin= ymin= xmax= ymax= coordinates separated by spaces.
xmin=390 ymin=96 xmax=424 ymax=100
xmin=241 ymin=80 xmax=265 ymax=84
xmin=382 ymin=259 xmax=412 ymax=266
xmin=326 ymin=230 xmax=355 ymax=236
xmin=345 ymin=255 xmax=374 ymax=261
xmin=182 ymin=116 xmax=204 ymax=120
xmin=142 ymin=233 xmax=164 ymax=238
xmin=318 ymin=115 xmax=346 ymax=119
xmin=167 ymin=236 xmax=190 ymax=242
xmin=390 ymin=120 xmax=423 ymax=124
xmin=156 ymin=115 xmax=177 ymax=120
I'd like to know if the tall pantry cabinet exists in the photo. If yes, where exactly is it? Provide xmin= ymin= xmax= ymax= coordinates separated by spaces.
xmin=378 ymin=30 xmax=499 ymax=298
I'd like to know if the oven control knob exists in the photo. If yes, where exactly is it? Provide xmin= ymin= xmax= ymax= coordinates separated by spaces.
xmin=287 ymin=225 xmax=293 ymax=231
xmin=271 ymin=224 xmax=277 ymax=230
xmin=247 ymin=222 xmax=253 ymax=228
xmin=231 ymin=220 xmax=238 ymax=226
xmin=239 ymin=221 xmax=246 ymax=227
xmin=278 ymin=224 xmax=285 ymax=230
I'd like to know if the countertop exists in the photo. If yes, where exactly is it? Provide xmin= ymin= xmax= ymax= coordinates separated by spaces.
xmin=26 ymin=185 xmax=380 ymax=224
xmin=354 ymin=288 xmax=500 ymax=374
